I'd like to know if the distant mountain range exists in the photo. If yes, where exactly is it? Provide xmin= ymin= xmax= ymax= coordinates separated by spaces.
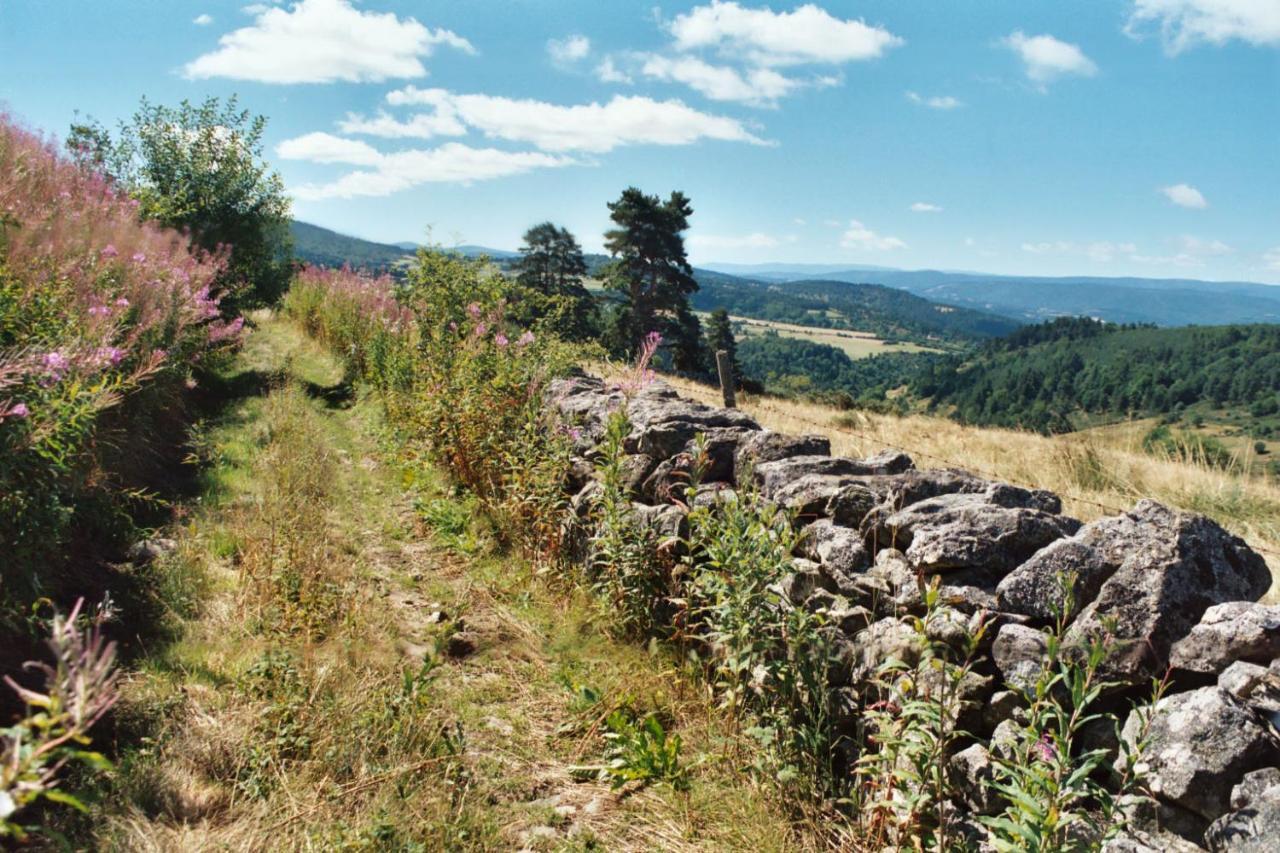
xmin=292 ymin=221 xmax=1280 ymax=328
xmin=701 ymin=262 xmax=1280 ymax=327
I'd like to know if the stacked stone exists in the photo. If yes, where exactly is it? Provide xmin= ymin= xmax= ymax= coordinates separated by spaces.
xmin=548 ymin=373 xmax=1280 ymax=851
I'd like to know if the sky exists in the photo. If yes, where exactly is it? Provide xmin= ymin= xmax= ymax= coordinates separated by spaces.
xmin=2 ymin=0 xmax=1279 ymax=282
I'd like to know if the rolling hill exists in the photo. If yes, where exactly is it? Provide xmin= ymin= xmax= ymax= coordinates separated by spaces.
xmin=699 ymin=263 xmax=1280 ymax=327
xmin=689 ymin=274 xmax=1023 ymax=347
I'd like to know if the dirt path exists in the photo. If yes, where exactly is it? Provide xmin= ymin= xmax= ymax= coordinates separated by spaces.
xmin=76 ymin=313 xmax=801 ymax=851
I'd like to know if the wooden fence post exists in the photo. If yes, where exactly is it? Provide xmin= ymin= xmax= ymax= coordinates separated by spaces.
xmin=715 ymin=349 xmax=736 ymax=409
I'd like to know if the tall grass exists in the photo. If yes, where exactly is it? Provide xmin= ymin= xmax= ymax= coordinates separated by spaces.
xmin=0 ymin=114 xmax=242 ymax=629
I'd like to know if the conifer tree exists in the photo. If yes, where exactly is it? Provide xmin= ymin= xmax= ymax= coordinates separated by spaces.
xmin=602 ymin=187 xmax=702 ymax=365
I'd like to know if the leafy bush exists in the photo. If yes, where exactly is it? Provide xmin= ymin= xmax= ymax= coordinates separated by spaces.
xmin=0 ymin=114 xmax=241 ymax=627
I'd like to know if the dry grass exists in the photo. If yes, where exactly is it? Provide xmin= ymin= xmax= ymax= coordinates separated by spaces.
xmin=639 ymin=370 xmax=1280 ymax=597
xmin=726 ymin=314 xmax=940 ymax=359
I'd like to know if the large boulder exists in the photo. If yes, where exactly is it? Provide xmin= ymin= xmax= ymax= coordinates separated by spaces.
xmin=1065 ymin=501 xmax=1272 ymax=682
xmin=1117 ymin=686 xmax=1280 ymax=821
xmin=1170 ymin=602 xmax=1280 ymax=675
xmin=1206 ymin=767 xmax=1280 ymax=852
xmin=771 ymin=473 xmax=864 ymax=519
xmin=996 ymin=507 xmax=1164 ymax=623
xmin=734 ymin=431 xmax=830 ymax=484
xmin=625 ymin=392 xmax=760 ymax=459
xmin=795 ymin=519 xmax=870 ymax=577
xmin=756 ymin=456 xmax=881 ymax=498
xmin=873 ymin=492 xmax=1080 ymax=575
xmin=861 ymin=469 xmax=1062 ymax=539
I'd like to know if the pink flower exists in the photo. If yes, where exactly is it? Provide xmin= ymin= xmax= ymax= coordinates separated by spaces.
xmin=8 ymin=402 xmax=29 ymax=418
xmin=494 ymin=333 xmax=509 ymax=348
xmin=100 ymin=244 xmax=118 ymax=259
xmin=152 ymin=349 xmax=168 ymax=362
xmin=131 ymin=252 xmax=146 ymax=264
xmin=467 ymin=302 xmax=482 ymax=319
xmin=517 ymin=331 xmax=535 ymax=347
xmin=1033 ymin=732 xmax=1058 ymax=762
xmin=114 ymin=297 xmax=129 ymax=307
xmin=448 ymin=321 xmax=458 ymax=332
xmin=474 ymin=322 xmax=488 ymax=337
xmin=93 ymin=347 xmax=125 ymax=367
xmin=43 ymin=351 xmax=69 ymax=372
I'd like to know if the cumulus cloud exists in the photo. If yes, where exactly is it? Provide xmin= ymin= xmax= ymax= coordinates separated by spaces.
xmin=906 ymin=91 xmax=962 ymax=109
xmin=548 ymin=34 xmax=590 ymax=64
xmin=640 ymin=55 xmax=802 ymax=105
xmin=595 ymin=57 xmax=633 ymax=84
xmin=338 ymin=109 xmax=467 ymax=139
xmin=670 ymin=1 xmax=902 ymax=66
xmin=277 ymin=132 xmax=384 ymax=166
xmin=193 ymin=13 xmax=213 ymax=26
xmin=1126 ymin=0 xmax=1280 ymax=53
xmin=910 ymin=202 xmax=942 ymax=213
xmin=1003 ymin=31 xmax=1097 ymax=85
xmin=349 ymin=87 xmax=768 ymax=153
xmin=1161 ymin=182 xmax=1208 ymax=208
xmin=841 ymin=220 xmax=906 ymax=251
xmin=688 ymin=232 xmax=781 ymax=250
xmin=277 ymin=136 xmax=576 ymax=199
xmin=184 ymin=0 xmax=474 ymax=84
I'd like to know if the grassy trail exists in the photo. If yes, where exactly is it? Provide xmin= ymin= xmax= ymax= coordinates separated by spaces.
xmin=78 ymin=313 xmax=801 ymax=851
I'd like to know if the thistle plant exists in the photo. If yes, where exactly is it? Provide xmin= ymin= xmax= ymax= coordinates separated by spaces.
xmin=1 ymin=598 xmax=119 ymax=840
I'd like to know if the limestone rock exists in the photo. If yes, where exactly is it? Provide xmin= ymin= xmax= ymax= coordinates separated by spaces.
xmin=1170 ymin=602 xmax=1280 ymax=675
xmin=1066 ymin=501 xmax=1272 ymax=683
xmin=733 ymin=431 xmax=830 ymax=484
xmin=795 ymin=519 xmax=870 ymax=576
xmin=1205 ymin=767 xmax=1280 ymax=852
xmin=1118 ymin=686 xmax=1280 ymax=821
xmin=876 ymin=493 xmax=1080 ymax=575
xmin=992 ymin=623 xmax=1049 ymax=693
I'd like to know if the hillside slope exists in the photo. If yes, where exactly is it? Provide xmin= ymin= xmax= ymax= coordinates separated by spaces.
xmin=290 ymin=220 xmax=413 ymax=270
xmin=915 ymin=319 xmax=1280 ymax=437
xmin=690 ymin=275 xmax=1021 ymax=346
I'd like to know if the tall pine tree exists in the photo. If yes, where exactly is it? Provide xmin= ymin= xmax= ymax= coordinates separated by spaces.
xmin=602 ymin=187 xmax=703 ymax=370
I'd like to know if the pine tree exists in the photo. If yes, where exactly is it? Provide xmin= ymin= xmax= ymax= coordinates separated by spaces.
xmin=514 ymin=222 xmax=597 ymax=340
xmin=703 ymin=308 xmax=741 ymax=384
xmin=602 ymin=187 xmax=701 ymax=363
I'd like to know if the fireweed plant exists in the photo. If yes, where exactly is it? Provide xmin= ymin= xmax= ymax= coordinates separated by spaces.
xmin=288 ymin=256 xmax=1163 ymax=847
xmin=0 ymin=116 xmax=242 ymax=627
xmin=1 ymin=599 xmax=120 ymax=840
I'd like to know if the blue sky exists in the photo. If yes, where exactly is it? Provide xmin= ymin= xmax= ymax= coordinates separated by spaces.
xmin=3 ymin=1 xmax=1278 ymax=281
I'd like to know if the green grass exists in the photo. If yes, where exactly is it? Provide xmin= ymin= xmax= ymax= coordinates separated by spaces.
xmin=58 ymin=311 xmax=809 ymax=851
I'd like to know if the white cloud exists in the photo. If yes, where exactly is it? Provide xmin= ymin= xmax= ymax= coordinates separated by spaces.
xmin=1021 ymin=240 xmax=1075 ymax=254
xmin=841 ymin=220 xmax=906 ymax=251
xmin=793 ymin=217 xmax=807 ymax=226
xmin=184 ymin=0 xmax=474 ymax=84
xmin=368 ymin=87 xmax=767 ymax=153
xmin=277 ymin=137 xmax=577 ymax=199
xmin=193 ymin=13 xmax=213 ymax=26
xmin=670 ymin=1 xmax=902 ymax=67
xmin=595 ymin=57 xmax=633 ymax=84
xmin=276 ymin=131 xmax=384 ymax=166
xmin=1086 ymin=241 xmax=1138 ymax=262
xmin=688 ymin=232 xmax=781 ymax=250
xmin=1126 ymin=0 xmax=1280 ymax=53
xmin=1263 ymin=247 xmax=1280 ymax=270
xmin=1161 ymin=182 xmax=1208 ymax=208
xmin=1179 ymin=234 xmax=1233 ymax=255
xmin=910 ymin=202 xmax=942 ymax=213
xmin=1020 ymin=240 xmax=1139 ymax=262
xmin=548 ymin=34 xmax=590 ymax=64
xmin=906 ymin=91 xmax=962 ymax=109
xmin=1003 ymin=31 xmax=1097 ymax=85
xmin=640 ymin=55 xmax=800 ymax=105
xmin=338 ymin=110 xmax=467 ymax=139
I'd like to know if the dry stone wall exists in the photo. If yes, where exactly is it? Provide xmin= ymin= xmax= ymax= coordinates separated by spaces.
xmin=547 ymin=372 xmax=1280 ymax=851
